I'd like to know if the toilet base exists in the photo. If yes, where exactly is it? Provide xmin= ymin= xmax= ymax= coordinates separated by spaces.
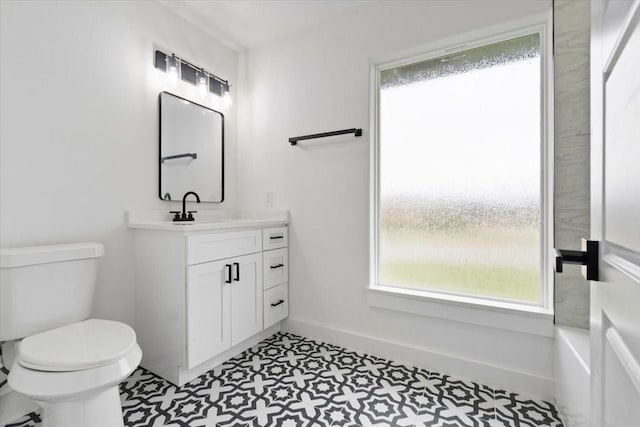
xmin=38 ymin=386 xmax=124 ymax=427
xmin=8 ymin=341 xmax=141 ymax=427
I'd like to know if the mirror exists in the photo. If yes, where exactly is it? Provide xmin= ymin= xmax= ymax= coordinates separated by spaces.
xmin=159 ymin=91 xmax=224 ymax=202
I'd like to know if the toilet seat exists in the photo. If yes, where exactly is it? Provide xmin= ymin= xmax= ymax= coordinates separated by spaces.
xmin=9 ymin=342 xmax=142 ymax=401
xmin=18 ymin=319 xmax=136 ymax=372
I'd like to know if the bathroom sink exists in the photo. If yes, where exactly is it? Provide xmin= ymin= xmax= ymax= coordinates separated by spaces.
xmin=178 ymin=219 xmax=234 ymax=224
xmin=164 ymin=218 xmax=261 ymax=228
xmin=164 ymin=218 xmax=236 ymax=225
xmin=127 ymin=211 xmax=289 ymax=232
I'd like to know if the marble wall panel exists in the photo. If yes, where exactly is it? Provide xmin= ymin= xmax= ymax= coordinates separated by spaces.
xmin=553 ymin=0 xmax=591 ymax=329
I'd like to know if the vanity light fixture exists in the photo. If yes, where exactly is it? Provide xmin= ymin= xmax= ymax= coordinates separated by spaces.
xmin=154 ymin=49 xmax=230 ymax=101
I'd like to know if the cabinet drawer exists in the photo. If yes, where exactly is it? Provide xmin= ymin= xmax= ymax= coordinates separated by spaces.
xmin=187 ymin=230 xmax=262 ymax=265
xmin=263 ymin=227 xmax=288 ymax=251
xmin=264 ymin=283 xmax=288 ymax=328
xmin=263 ymin=248 xmax=288 ymax=290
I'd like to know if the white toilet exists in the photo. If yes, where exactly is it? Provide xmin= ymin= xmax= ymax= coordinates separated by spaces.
xmin=0 ymin=243 xmax=142 ymax=427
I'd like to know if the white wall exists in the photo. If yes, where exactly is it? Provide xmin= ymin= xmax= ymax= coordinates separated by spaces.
xmin=238 ymin=0 xmax=555 ymax=397
xmin=0 ymin=1 xmax=238 ymax=325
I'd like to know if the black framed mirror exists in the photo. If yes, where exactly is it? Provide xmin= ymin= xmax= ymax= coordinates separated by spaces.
xmin=159 ymin=91 xmax=224 ymax=202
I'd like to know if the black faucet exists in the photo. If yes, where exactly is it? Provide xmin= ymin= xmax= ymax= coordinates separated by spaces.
xmin=171 ymin=191 xmax=200 ymax=222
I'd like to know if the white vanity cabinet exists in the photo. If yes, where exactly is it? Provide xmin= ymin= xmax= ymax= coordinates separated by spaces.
xmin=131 ymin=220 xmax=288 ymax=386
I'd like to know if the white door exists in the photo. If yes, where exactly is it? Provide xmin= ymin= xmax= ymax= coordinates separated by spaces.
xmin=590 ymin=1 xmax=640 ymax=425
xmin=186 ymin=259 xmax=231 ymax=369
xmin=230 ymin=253 xmax=263 ymax=346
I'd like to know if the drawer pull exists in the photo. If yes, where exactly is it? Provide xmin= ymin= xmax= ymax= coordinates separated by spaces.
xmin=225 ymin=264 xmax=232 ymax=284
xmin=233 ymin=262 xmax=240 ymax=281
xmin=269 ymin=235 xmax=284 ymax=240
xmin=270 ymin=299 xmax=285 ymax=307
xmin=270 ymin=263 xmax=284 ymax=269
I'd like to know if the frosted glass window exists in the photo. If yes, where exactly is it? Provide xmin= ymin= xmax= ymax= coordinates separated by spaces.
xmin=378 ymin=34 xmax=542 ymax=304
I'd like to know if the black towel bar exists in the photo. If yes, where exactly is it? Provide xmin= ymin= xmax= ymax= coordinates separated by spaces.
xmin=161 ymin=153 xmax=197 ymax=163
xmin=289 ymin=128 xmax=362 ymax=145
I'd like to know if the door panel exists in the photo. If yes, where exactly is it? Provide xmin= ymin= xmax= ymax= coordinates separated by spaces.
xmin=231 ymin=253 xmax=263 ymax=346
xmin=186 ymin=259 xmax=231 ymax=369
xmin=591 ymin=1 xmax=640 ymax=425
xmin=603 ymin=322 xmax=640 ymax=426
xmin=604 ymin=5 xmax=640 ymax=252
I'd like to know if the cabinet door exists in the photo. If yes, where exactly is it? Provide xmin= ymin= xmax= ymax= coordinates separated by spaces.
xmin=230 ymin=253 xmax=263 ymax=346
xmin=186 ymin=259 xmax=231 ymax=369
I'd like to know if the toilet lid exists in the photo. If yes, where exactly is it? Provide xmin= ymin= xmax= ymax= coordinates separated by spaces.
xmin=18 ymin=319 xmax=137 ymax=372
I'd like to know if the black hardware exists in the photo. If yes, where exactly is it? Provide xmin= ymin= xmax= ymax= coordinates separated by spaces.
xmin=289 ymin=128 xmax=363 ymax=145
xmin=163 ymin=193 xmax=172 ymax=201
xmin=555 ymin=239 xmax=599 ymax=281
xmin=181 ymin=62 xmax=197 ymax=85
xmin=225 ymin=264 xmax=232 ymax=284
xmin=160 ymin=153 xmax=197 ymax=163
xmin=209 ymin=76 xmax=229 ymax=97
xmin=170 ymin=211 xmax=181 ymax=221
xmin=270 ymin=299 xmax=285 ymax=307
xmin=233 ymin=262 xmax=240 ymax=282
xmin=269 ymin=235 xmax=284 ymax=240
xmin=270 ymin=264 xmax=284 ymax=269
xmin=172 ymin=191 xmax=201 ymax=222
xmin=154 ymin=50 xmax=167 ymax=71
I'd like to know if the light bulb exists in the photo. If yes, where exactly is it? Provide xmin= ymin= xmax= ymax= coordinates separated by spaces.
xmin=167 ymin=56 xmax=178 ymax=85
xmin=222 ymin=88 xmax=232 ymax=108
xmin=198 ymin=75 xmax=207 ymax=96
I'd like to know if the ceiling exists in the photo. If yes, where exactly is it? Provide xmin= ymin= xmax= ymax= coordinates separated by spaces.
xmin=159 ymin=0 xmax=369 ymax=51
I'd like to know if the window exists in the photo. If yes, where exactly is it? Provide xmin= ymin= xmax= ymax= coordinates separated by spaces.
xmin=374 ymin=32 xmax=547 ymax=307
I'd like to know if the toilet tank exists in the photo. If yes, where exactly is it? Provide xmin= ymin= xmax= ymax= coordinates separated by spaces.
xmin=0 ymin=243 xmax=104 ymax=341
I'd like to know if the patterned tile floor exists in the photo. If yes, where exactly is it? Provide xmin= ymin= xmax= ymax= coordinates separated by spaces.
xmin=4 ymin=332 xmax=563 ymax=427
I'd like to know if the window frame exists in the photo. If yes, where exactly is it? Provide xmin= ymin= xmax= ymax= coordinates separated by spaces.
xmin=369 ymin=15 xmax=554 ymax=317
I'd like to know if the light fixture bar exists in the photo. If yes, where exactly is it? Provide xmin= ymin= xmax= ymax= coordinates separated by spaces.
xmin=154 ymin=49 xmax=230 ymax=95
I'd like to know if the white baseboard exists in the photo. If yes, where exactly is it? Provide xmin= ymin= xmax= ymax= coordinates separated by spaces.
xmin=283 ymin=317 xmax=554 ymax=401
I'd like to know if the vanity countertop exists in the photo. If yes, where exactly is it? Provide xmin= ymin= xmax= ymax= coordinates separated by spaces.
xmin=127 ymin=210 xmax=289 ymax=232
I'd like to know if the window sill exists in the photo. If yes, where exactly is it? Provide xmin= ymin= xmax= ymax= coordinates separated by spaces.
xmin=366 ymin=285 xmax=554 ymax=337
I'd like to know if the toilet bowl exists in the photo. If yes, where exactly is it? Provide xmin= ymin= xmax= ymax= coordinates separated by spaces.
xmin=8 ymin=320 xmax=142 ymax=427
xmin=0 ymin=243 xmax=142 ymax=427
